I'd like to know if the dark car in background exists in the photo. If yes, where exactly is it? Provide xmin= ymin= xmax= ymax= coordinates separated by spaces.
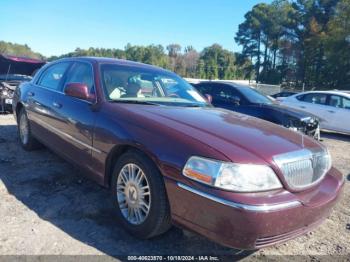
xmin=193 ymin=81 xmax=320 ymax=140
xmin=0 ymin=54 xmax=45 ymax=113
xmin=12 ymin=57 xmax=343 ymax=249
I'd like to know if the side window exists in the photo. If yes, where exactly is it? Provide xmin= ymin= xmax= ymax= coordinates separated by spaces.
xmin=328 ymin=95 xmax=342 ymax=108
xmin=195 ymin=84 xmax=212 ymax=95
xmin=343 ymin=97 xmax=350 ymax=109
xmin=64 ymin=62 xmax=94 ymax=94
xmin=211 ymin=85 xmax=228 ymax=101
xmin=38 ymin=62 xmax=70 ymax=90
xmin=212 ymin=85 xmax=242 ymax=101
xmin=329 ymin=95 xmax=350 ymax=109
xmin=300 ymin=93 xmax=327 ymax=105
xmin=224 ymin=86 xmax=242 ymax=100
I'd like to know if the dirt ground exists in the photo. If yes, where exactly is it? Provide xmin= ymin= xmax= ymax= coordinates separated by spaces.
xmin=0 ymin=114 xmax=349 ymax=260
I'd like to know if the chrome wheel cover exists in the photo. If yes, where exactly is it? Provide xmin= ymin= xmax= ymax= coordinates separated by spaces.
xmin=19 ymin=113 xmax=29 ymax=145
xmin=117 ymin=163 xmax=151 ymax=225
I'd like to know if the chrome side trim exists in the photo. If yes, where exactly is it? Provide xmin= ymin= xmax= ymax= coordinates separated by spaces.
xmin=31 ymin=115 xmax=102 ymax=154
xmin=177 ymin=183 xmax=301 ymax=212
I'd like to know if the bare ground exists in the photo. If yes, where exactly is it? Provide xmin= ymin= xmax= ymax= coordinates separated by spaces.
xmin=0 ymin=114 xmax=349 ymax=260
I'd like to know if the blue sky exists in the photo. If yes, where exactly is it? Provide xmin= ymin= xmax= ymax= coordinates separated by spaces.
xmin=0 ymin=0 xmax=271 ymax=57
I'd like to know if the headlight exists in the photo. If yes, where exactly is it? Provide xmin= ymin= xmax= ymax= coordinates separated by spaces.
xmin=183 ymin=156 xmax=282 ymax=192
xmin=1 ymin=90 xmax=8 ymax=96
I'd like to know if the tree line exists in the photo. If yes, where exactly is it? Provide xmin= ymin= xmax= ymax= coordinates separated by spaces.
xmin=235 ymin=0 xmax=350 ymax=89
xmin=48 ymin=43 xmax=251 ymax=80
xmin=0 ymin=41 xmax=44 ymax=60
xmin=0 ymin=40 xmax=251 ymax=80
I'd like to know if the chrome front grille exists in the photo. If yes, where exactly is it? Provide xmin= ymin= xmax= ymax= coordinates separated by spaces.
xmin=273 ymin=148 xmax=331 ymax=190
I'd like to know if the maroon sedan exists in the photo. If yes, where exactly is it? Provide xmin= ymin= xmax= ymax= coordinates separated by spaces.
xmin=12 ymin=57 xmax=344 ymax=250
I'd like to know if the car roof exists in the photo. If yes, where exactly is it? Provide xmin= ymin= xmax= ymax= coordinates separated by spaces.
xmin=294 ymin=90 xmax=350 ymax=98
xmin=53 ymin=56 xmax=172 ymax=74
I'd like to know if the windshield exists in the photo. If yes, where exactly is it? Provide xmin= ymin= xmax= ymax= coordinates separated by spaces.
xmin=101 ymin=64 xmax=207 ymax=106
xmin=239 ymin=87 xmax=273 ymax=104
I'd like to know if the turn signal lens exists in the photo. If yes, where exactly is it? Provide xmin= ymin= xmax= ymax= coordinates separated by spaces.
xmin=183 ymin=168 xmax=213 ymax=184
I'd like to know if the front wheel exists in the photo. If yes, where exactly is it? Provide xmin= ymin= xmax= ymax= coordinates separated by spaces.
xmin=111 ymin=150 xmax=171 ymax=239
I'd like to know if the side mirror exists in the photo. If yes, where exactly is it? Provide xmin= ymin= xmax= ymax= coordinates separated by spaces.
xmin=64 ymin=83 xmax=95 ymax=102
xmin=205 ymin=94 xmax=212 ymax=103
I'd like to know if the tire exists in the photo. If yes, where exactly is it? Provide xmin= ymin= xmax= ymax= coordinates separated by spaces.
xmin=111 ymin=149 xmax=171 ymax=239
xmin=18 ymin=108 xmax=41 ymax=151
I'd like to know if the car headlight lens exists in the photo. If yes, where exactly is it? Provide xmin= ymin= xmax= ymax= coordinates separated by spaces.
xmin=183 ymin=156 xmax=282 ymax=192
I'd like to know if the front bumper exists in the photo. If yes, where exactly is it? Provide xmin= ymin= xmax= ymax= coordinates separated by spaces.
xmin=165 ymin=167 xmax=344 ymax=250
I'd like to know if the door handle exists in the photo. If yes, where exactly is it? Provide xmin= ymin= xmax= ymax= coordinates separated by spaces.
xmin=28 ymin=92 xmax=35 ymax=97
xmin=328 ymin=110 xmax=335 ymax=113
xmin=52 ymin=102 xmax=62 ymax=109
xmin=299 ymin=106 xmax=306 ymax=109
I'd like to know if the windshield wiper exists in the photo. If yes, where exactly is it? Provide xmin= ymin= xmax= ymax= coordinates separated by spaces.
xmin=110 ymin=100 xmax=160 ymax=106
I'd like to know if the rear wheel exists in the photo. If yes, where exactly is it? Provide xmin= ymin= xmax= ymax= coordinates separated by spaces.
xmin=111 ymin=150 xmax=171 ymax=239
xmin=18 ymin=108 xmax=41 ymax=151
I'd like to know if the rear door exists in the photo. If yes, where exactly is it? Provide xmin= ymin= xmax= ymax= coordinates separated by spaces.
xmin=327 ymin=94 xmax=350 ymax=133
xmin=49 ymin=61 xmax=98 ymax=171
xmin=292 ymin=93 xmax=333 ymax=130
xmin=27 ymin=62 xmax=71 ymax=146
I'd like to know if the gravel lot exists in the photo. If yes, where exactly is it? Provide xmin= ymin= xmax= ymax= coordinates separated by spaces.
xmin=0 ymin=114 xmax=349 ymax=260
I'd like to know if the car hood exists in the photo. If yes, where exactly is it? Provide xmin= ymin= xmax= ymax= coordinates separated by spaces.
xmin=121 ymin=105 xmax=321 ymax=165
xmin=258 ymin=103 xmax=317 ymax=121
xmin=0 ymin=54 xmax=45 ymax=76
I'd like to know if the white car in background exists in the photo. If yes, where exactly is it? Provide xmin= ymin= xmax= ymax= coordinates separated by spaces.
xmin=282 ymin=91 xmax=350 ymax=134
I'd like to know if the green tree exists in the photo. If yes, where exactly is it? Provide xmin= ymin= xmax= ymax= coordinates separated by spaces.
xmin=235 ymin=0 xmax=347 ymax=88
xmin=200 ymin=44 xmax=238 ymax=80
xmin=46 ymin=43 xmax=248 ymax=80
xmin=324 ymin=0 xmax=350 ymax=88
xmin=197 ymin=59 xmax=206 ymax=79
xmin=0 ymin=41 xmax=44 ymax=60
